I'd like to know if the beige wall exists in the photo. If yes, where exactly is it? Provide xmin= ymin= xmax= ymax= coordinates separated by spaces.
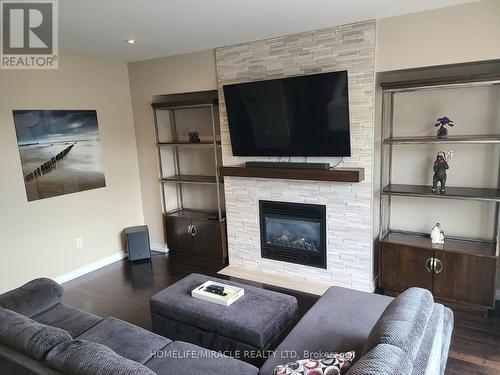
xmin=127 ymin=50 xmax=217 ymax=244
xmin=0 ymin=55 xmax=144 ymax=293
xmin=376 ymin=0 xmax=500 ymax=72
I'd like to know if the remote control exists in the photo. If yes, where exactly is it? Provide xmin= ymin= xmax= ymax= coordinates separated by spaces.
xmin=205 ymin=285 xmax=227 ymax=296
xmin=207 ymin=284 xmax=224 ymax=292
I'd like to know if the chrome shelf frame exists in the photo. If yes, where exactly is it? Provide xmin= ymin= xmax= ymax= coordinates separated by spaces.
xmin=152 ymin=94 xmax=225 ymax=222
xmin=379 ymin=77 xmax=500 ymax=257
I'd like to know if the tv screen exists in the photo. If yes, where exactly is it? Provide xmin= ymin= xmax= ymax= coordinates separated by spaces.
xmin=223 ymin=71 xmax=351 ymax=157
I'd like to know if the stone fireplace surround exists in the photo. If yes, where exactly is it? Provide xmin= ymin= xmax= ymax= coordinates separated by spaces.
xmin=216 ymin=21 xmax=376 ymax=293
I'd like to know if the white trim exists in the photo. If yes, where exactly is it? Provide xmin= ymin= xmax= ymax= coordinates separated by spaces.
xmin=496 ymin=290 xmax=500 ymax=301
xmin=54 ymin=252 xmax=126 ymax=285
xmin=151 ymin=242 xmax=169 ymax=253
xmin=370 ymin=275 xmax=379 ymax=293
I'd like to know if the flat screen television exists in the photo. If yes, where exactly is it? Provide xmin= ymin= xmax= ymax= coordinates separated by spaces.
xmin=223 ymin=70 xmax=350 ymax=157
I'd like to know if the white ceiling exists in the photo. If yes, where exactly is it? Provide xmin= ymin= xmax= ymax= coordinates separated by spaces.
xmin=59 ymin=0 xmax=477 ymax=62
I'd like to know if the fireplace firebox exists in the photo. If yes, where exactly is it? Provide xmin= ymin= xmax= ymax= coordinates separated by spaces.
xmin=259 ymin=200 xmax=326 ymax=269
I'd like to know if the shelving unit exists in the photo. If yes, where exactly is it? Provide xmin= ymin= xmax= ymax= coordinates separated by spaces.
xmin=152 ymin=90 xmax=227 ymax=263
xmin=378 ymin=74 xmax=500 ymax=310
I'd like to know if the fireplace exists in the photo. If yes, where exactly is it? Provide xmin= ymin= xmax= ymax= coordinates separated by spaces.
xmin=259 ymin=200 xmax=326 ymax=269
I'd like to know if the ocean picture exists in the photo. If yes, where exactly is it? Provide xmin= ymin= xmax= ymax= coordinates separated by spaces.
xmin=13 ymin=110 xmax=106 ymax=201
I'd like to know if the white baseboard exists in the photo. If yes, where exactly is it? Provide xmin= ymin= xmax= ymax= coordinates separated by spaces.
xmin=54 ymin=252 xmax=126 ymax=285
xmin=151 ymin=242 xmax=169 ymax=253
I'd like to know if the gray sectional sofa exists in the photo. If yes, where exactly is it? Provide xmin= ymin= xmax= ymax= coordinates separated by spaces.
xmin=0 ymin=278 xmax=258 ymax=375
xmin=0 ymin=277 xmax=453 ymax=375
xmin=259 ymin=286 xmax=454 ymax=375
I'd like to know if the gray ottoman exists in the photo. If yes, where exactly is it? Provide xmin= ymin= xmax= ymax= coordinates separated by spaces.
xmin=150 ymin=273 xmax=298 ymax=363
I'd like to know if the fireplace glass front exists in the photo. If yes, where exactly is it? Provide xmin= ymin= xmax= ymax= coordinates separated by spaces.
xmin=260 ymin=200 xmax=326 ymax=269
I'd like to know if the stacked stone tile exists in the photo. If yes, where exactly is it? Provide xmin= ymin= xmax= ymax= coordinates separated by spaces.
xmin=215 ymin=21 xmax=376 ymax=292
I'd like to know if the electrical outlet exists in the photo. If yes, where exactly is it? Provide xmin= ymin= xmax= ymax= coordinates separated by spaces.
xmin=75 ymin=238 xmax=84 ymax=249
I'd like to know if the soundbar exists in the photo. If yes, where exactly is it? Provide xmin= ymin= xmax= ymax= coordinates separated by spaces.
xmin=245 ymin=161 xmax=330 ymax=170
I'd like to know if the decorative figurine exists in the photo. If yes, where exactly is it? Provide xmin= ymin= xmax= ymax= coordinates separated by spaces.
xmin=431 ymin=223 xmax=445 ymax=244
xmin=432 ymin=151 xmax=453 ymax=193
xmin=435 ymin=116 xmax=454 ymax=139
xmin=188 ymin=131 xmax=200 ymax=143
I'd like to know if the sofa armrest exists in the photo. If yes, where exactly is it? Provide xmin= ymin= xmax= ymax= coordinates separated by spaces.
xmin=0 ymin=278 xmax=63 ymax=317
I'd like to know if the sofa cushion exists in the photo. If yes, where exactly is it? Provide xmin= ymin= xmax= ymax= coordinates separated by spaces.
xmin=363 ymin=288 xmax=434 ymax=361
xmin=33 ymin=303 xmax=102 ymax=337
xmin=0 ymin=308 xmax=72 ymax=361
xmin=0 ymin=278 xmax=63 ymax=317
xmin=77 ymin=317 xmax=170 ymax=364
xmin=45 ymin=339 xmax=155 ymax=375
xmin=346 ymin=344 xmax=413 ymax=375
xmin=145 ymin=340 xmax=259 ymax=375
xmin=259 ymin=286 xmax=392 ymax=375
xmin=0 ymin=342 xmax=63 ymax=375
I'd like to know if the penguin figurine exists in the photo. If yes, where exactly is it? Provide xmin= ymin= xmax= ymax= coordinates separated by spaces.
xmin=431 ymin=223 xmax=445 ymax=245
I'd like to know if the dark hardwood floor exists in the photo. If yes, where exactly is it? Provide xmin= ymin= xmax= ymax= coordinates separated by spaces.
xmin=62 ymin=252 xmax=500 ymax=374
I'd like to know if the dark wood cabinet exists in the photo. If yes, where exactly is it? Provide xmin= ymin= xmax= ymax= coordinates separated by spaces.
xmin=379 ymin=232 xmax=497 ymax=310
xmin=166 ymin=213 xmax=227 ymax=264
xmin=380 ymin=242 xmax=434 ymax=292
xmin=432 ymin=251 xmax=497 ymax=308
xmin=166 ymin=216 xmax=192 ymax=252
xmin=192 ymin=219 xmax=225 ymax=258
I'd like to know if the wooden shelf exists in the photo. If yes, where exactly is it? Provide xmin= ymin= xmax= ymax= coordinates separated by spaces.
xmin=380 ymin=73 xmax=500 ymax=91
xmin=158 ymin=141 xmax=221 ymax=146
xmin=220 ymin=165 xmax=364 ymax=182
xmin=162 ymin=175 xmax=222 ymax=185
xmin=381 ymin=231 xmax=496 ymax=258
xmin=383 ymin=184 xmax=500 ymax=202
xmin=152 ymin=90 xmax=218 ymax=109
xmin=384 ymin=134 xmax=500 ymax=145
xmin=166 ymin=209 xmax=225 ymax=221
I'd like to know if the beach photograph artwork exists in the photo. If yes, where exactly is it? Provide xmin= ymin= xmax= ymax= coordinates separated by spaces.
xmin=13 ymin=110 xmax=106 ymax=201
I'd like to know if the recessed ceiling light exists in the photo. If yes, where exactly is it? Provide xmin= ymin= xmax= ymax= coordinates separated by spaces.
xmin=126 ymin=39 xmax=137 ymax=45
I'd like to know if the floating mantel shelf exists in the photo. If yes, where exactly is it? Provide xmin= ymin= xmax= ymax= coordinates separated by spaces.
xmin=220 ymin=165 xmax=364 ymax=183
xmin=383 ymin=184 xmax=500 ymax=202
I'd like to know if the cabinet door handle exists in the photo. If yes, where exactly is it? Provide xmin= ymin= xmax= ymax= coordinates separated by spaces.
xmin=187 ymin=225 xmax=193 ymax=235
xmin=434 ymin=258 xmax=443 ymax=274
xmin=191 ymin=225 xmax=197 ymax=237
xmin=425 ymin=258 xmax=434 ymax=273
